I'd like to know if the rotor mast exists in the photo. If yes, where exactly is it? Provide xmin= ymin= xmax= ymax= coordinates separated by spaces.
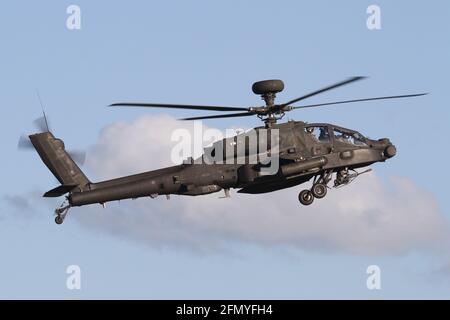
xmin=261 ymin=93 xmax=277 ymax=127
xmin=252 ymin=79 xmax=285 ymax=127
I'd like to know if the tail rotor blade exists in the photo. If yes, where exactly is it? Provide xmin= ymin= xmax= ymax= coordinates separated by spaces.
xmin=35 ymin=89 xmax=50 ymax=132
xmin=20 ymin=115 xmax=51 ymax=150
xmin=19 ymin=135 xmax=86 ymax=165
xmin=32 ymin=116 xmax=50 ymax=133
xmin=68 ymin=150 xmax=86 ymax=166
xmin=18 ymin=135 xmax=33 ymax=150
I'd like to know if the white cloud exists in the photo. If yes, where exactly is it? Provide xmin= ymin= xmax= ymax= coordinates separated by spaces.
xmin=86 ymin=114 xmax=184 ymax=179
xmin=76 ymin=115 xmax=450 ymax=255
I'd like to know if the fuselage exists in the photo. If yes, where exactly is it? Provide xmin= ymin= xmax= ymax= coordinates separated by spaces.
xmin=68 ymin=120 xmax=396 ymax=206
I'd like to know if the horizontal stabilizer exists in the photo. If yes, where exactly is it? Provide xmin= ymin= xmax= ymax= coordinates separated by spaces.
xmin=44 ymin=184 xmax=78 ymax=198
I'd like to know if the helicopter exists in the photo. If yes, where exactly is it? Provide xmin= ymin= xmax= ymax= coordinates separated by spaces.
xmin=24 ymin=76 xmax=426 ymax=224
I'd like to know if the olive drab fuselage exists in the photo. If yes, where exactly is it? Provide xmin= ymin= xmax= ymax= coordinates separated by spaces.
xmin=65 ymin=120 xmax=395 ymax=206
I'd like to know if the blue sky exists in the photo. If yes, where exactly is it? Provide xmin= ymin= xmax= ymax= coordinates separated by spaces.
xmin=1 ymin=1 xmax=450 ymax=299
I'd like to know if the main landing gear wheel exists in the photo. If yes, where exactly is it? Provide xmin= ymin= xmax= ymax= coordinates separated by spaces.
xmin=312 ymin=183 xmax=327 ymax=199
xmin=299 ymin=189 xmax=314 ymax=205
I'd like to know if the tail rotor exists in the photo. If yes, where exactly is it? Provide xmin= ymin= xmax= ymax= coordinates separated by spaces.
xmin=18 ymin=92 xmax=86 ymax=166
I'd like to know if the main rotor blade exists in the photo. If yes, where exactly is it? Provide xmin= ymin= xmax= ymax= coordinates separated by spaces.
xmin=180 ymin=112 xmax=254 ymax=120
xmin=292 ymin=93 xmax=428 ymax=110
xmin=282 ymin=76 xmax=367 ymax=106
xmin=109 ymin=102 xmax=248 ymax=112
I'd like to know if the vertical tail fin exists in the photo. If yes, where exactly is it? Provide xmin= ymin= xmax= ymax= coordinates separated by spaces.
xmin=29 ymin=132 xmax=90 ymax=197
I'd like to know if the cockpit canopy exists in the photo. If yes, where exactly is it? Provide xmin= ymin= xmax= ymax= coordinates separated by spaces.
xmin=304 ymin=124 xmax=367 ymax=146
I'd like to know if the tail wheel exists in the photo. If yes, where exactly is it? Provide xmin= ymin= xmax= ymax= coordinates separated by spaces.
xmin=312 ymin=183 xmax=327 ymax=199
xmin=55 ymin=215 xmax=64 ymax=225
xmin=299 ymin=189 xmax=314 ymax=205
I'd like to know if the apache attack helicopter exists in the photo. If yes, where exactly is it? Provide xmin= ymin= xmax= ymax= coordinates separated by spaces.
xmin=23 ymin=77 xmax=426 ymax=224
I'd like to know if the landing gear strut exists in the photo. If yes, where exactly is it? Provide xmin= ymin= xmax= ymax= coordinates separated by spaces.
xmin=54 ymin=200 xmax=71 ymax=225
xmin=298 ymin=168 xmax=372 ymax=206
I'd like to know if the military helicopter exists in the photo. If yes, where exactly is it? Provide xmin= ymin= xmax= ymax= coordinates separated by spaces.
xmin=24 ymin=77 xmax=426 ymax=224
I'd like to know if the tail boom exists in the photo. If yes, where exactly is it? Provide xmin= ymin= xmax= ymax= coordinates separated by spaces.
xmin=29 ymin=132 xmax=90 ymax=197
